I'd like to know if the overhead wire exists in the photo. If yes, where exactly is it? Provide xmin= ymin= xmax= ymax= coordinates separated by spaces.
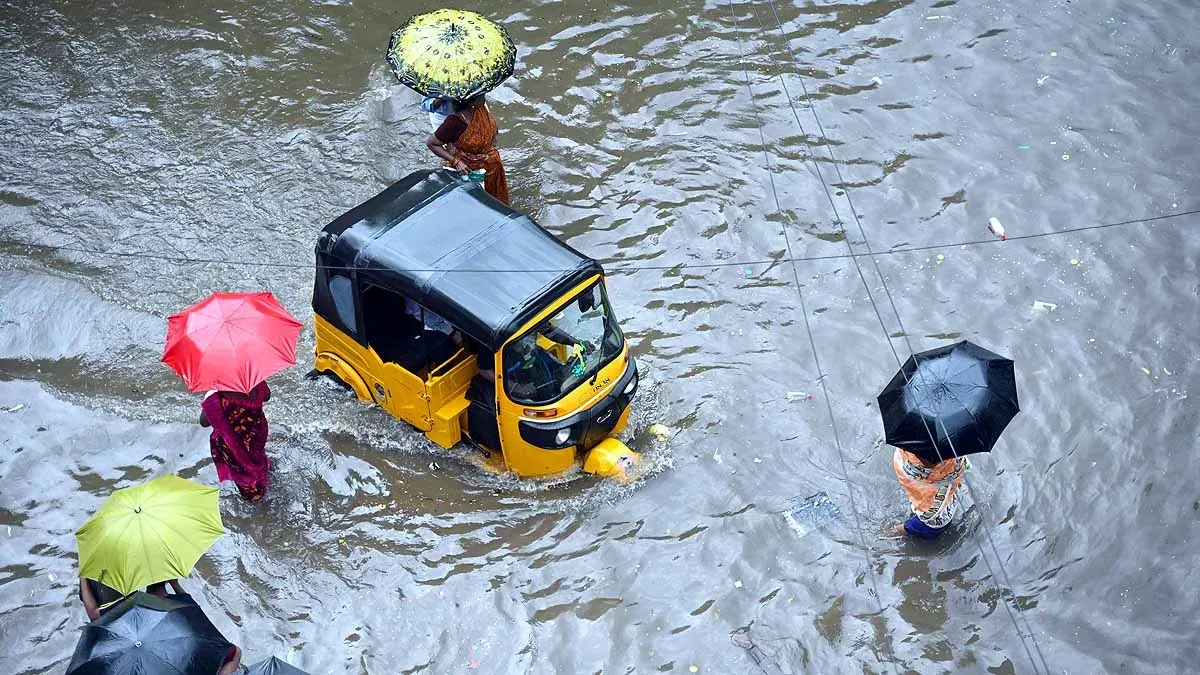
xmin=759 ymin=0 xmax=1052 ymax=670
xmin=0 ymin=207 xmax=1192 ymax=275
xmin=726 ymin=1 xmax=899 ymax=671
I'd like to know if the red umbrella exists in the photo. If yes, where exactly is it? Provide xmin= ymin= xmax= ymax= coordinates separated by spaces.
xmin=162 ymin=292 xmax=303 ymax=393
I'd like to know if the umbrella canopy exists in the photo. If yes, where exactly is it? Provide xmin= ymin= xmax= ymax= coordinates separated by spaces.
xmin=246 ymin=656 xmax=312 ymax=675
xmin=66 ymin=592 xmax=231 ymax=675
xmin=76 ymin=475 xmax=224 ymax=596
xmin=386 ymin=9 xmax=516 ymax=100
xmin=877 ymin=341 xmax=1019 ymax=464
xmin=163 ymin=291 xmax=303 ymax=394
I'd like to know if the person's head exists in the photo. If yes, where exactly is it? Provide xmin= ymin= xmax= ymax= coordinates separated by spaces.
xmin=453 ymin=95 xmax=485 ymax=112
xmin=146 ymin=581 xmax=168 ymax=597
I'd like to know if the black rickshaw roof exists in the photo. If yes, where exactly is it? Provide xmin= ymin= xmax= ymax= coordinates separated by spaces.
xmin=316 ymin=169 xmax=603 ymax=351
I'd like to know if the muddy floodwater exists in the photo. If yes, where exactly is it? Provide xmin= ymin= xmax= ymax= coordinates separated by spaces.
xmin=1 ymin=0 xmax=1197 ymax=673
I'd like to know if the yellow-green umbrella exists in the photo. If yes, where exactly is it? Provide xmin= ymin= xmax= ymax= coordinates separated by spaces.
xmin=386 ymin=9 xmax=516 ymax=101
xmin=76 ymin=475 xmax=224 ymax=595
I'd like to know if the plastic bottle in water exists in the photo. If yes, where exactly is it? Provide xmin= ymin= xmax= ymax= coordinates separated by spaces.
xmin=987 ymin=217 xmax=1007 ymax=240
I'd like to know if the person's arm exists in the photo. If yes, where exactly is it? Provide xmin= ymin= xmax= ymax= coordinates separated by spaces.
xmin=216 ymin=645 xmax=242 ymax=675
xmin=200 ymin=408 xmax=210 ymax=427
xmin=168 ymin=579 xmax=184 ymax=595
xmin=427 ymin=135 xmax=468 ymax=171
xmin=79 ymin=578 xmax=100 ymax=621
xmin=426 ymin=115 xmax=469 ymax=172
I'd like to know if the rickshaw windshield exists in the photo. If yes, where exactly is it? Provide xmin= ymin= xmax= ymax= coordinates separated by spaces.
xmin=503 ymin=282 xmax=624 ymax=406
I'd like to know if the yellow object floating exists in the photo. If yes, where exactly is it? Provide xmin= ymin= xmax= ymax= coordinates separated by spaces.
xmin=583 ymin=438 xmax=641 ymax=482
xmin=647 ymin=423 xmax=671 ymax=441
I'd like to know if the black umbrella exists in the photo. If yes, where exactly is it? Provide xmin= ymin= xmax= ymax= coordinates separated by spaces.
xmin=877 ymin=340 xmax=1019 ymax=464
xmin=246 ymin=656 xmax=312 ymax=675
xmin=67 ymin=592 xmax=232 ymax=675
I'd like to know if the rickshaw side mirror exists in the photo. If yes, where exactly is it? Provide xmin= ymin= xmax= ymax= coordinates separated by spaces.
xmin=578 ymin=287 xmax=596 ymax=312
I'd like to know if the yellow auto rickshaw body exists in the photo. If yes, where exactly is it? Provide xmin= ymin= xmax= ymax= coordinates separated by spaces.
xmin=310 ymin=169 xmax=640 ymax=480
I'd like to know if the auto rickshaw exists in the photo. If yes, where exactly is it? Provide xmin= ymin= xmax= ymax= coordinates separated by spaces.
xmin=311 ymin=169 xmax=640 ymax=480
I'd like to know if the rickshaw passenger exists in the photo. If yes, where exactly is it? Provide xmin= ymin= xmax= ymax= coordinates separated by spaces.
xmin=402 ymin=298 xmax=462 ymax=373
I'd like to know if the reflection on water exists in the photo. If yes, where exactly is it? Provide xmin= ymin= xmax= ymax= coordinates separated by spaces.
xmin=2 ymin=0 xmax=1199 ymax=672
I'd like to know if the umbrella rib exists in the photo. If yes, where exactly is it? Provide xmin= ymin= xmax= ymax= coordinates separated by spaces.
xmin=404 ymin=32 xmax=456 ymax=91
xmin=942 ymin=385 xmax=985 ymax=441
xmin=141 ymin=645 xmax=193 ymax=675
xmin=142 ymin=510 xmax=184 ymax=577
xmin=110 ymin=504 xmax=147 ymax=592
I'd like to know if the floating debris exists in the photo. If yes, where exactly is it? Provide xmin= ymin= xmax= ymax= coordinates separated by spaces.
xmin=1140 ymin=367 xmax=1151 ymax=376
xmin=1032 ymin=300 xmax=1058 ymax=313
xmin=987 ymin=217 xmax=1007 ymax=240
xmin=785 ymin=391 xmax=813 ymax=402
xmin=782 ymin=491 xmax=841 ymax=537
xmin=648 ymin=423 xmax=671 ymax=442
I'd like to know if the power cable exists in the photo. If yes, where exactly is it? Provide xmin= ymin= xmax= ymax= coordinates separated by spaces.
xmin=0 ymin=208 xmax=1192 ymax=275
xmin=727 ymin=1 xmax=900 ymax=671
xmin=759 ymin=0 xmax=1053 ymax=670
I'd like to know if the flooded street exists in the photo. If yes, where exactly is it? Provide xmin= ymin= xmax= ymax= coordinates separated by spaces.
xmin=2 ymin=0 xmax=1198 ymax=672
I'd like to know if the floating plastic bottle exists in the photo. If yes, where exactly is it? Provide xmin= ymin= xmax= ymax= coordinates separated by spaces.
xmin=987 ymin=217 xmax=1007 ymax=240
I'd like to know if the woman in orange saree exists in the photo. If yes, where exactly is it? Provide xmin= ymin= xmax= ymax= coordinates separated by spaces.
xmin=426 ymin=95 xmax=509 ymax=204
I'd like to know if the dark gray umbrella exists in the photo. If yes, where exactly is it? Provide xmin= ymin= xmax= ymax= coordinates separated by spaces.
xmin=877 ymin=341 xmax=1019 ymax=464
xmin=66 ymin=592 xmax=231 ymax=675
xmin=246 ymin=656 xmax=312 ymax=675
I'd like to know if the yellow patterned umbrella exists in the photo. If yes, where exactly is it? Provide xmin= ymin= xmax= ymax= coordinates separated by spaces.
xmin=386 ymin=9 xmax=516 ymax=101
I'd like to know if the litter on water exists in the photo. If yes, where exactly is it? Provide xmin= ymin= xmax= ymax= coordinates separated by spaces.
xmin=1032 ymin=300 xmax=1058 ymax=312
xmin=648 ymin=423 xmax=671 ymax=441
xmin=781 ymin=491 xmax=840 ymax=537
xmin=2 ymin=403 xmax=24 ymax=413
xmin=987 ymin=217 xmax=1007 ymax=240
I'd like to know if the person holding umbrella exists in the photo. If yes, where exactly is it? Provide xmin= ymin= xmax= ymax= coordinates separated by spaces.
xmin=387 ymin=9 xmax=516 ymax=204
xmin=426 ymin=94 xmax=509 ymax=204
xmin=891 ymin=448 xmax=969 ymax=538
xmin=162 ymin=291 xmax=303 ymax=502
xmin=67 ymin=592 xmax=243 ymax=675
xmin=877 ymin=341 xmax=1020 ymax=539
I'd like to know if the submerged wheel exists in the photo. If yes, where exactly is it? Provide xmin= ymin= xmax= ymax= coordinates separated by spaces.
xmin=307 ymin=367 xmax=352 ymax=392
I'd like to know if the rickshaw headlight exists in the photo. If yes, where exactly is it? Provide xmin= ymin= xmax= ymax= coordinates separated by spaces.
xmin=555 ymin=428 xmax=572 ymax=446
xmin=624 ymin=367 xmax=638 ymax=395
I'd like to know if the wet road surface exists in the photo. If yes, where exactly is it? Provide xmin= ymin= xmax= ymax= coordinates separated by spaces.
xmin=1 ymin=0 xmax=1198 ymax=672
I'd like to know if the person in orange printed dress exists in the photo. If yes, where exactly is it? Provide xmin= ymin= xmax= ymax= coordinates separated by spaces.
xmin=425 ymin=95 xmax=510 ymax=204
xmin=892 ymin=447 xmax=967 ymax=539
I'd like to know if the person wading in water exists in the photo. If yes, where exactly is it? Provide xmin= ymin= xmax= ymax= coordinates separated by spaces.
xmin=200 ymin=382 xmax=273 ymax=502
xmin=425 ymin=95 xmax=510 ymax=204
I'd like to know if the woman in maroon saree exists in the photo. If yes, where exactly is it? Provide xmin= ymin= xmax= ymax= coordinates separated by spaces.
xmin=200 ymin=382 xmax=271 ymax=502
